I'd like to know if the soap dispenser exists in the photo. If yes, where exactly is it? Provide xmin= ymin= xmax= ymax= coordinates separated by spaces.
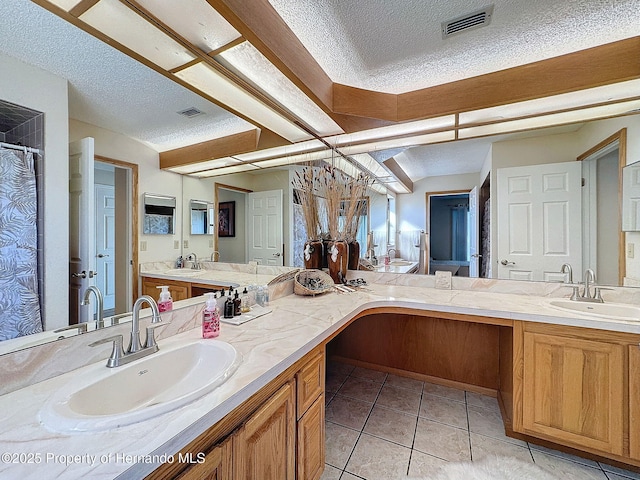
xmin=202 ymin=292 xmax=220 ymax=338
xmin=233 ymin=290 xmax=241 ymax=316
xmin=156 ymin=286 xmax=173 ymax=312
xmin=241 ymin=287 xmax=251 ymax=313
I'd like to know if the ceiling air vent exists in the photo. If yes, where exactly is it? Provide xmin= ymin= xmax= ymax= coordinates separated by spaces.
xmin=177 ymin=107 xmax=204 ymax=118
xmin=442 ymin=5 xmax=494 ymax=39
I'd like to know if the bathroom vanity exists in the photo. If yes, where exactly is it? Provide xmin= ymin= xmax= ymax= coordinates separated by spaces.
xmin=1 ymin=271 xmax=639 ymax=479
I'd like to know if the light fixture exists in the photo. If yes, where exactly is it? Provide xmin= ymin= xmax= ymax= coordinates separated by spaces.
xmin=191 ymin=163 xmax=260 ymax=177
xmin=459 ymin=99 xmax=640 ymax=139
xmin=339 ymin=130 xmax=456 ymax=156
xmin=234 ymin=139 xmax=325 ymax=162
xmin=331 ymin=115 xmax=455 ymax=147
xmin=80 ymin=0 xmax=196 ymax=71
xmin=175 ymin=62 xmax=312 ymax=142
xmin=459 ymin=79 xmax=640 ymax=125
xmin=45 ymin=0 xmax=83 ymax=10
xmin=218 ymin=42 xmax=343 ymax=137
xmin=134 ymin=0 xmax=241 ymax=53
xmin=167 ymin=157 xmax=242 ymax=175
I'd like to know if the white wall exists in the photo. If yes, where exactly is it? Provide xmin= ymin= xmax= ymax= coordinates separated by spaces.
xmin=217 ymin=188 xmax=246 ymax=263
xmin=0 ymin=52 xmax=69 ymax=330
xmin=69 ymin=119 xmax=183 ymax=265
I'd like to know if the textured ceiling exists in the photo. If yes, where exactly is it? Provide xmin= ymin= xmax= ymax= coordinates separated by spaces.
xmin=0 ymin=0 xmax=253 ymax=151
xmin=269 ymin=0 xmax=640 ymax=93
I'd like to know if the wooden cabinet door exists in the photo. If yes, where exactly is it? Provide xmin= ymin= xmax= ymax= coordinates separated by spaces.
xmin=233 ymin=381 xmax=296 ymax=480
xmin=141 ymin=277 xmax=190 ymax=301
xmin=297 ymin=394 xmax=325 ymax=480
xmin=630 ymin=344 xmax=640 ymax=460
xmin=296 ymin=352 xmax=325 ymax=419
xmin=176 ymin=437 xmax=232 ymax=480
xmin=522 ymin=332 xmax=624 ymax=455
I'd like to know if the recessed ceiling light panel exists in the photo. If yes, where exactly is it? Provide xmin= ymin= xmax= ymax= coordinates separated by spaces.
xmin=46 ymin=0 xmax=83 ymax=11
xmin=80 ymin=0 xmax=196 ymax=70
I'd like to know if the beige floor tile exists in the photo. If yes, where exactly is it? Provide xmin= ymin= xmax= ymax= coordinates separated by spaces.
xmin=337 ymin=376 xmax=383 ymax=403
xmin=423 ymin=382 xmax=466 ymax=403
xmin=465 ymin=391 xmax=500 ymax=412
xmin=327 ymin=360 xmax=355 ymax=376
xmin=325 ymin=421 xmax=360 ymax=469
xmin=345 ymin=433 xmax=411 ymax=480
xmin=319 ymin=464 xmax=341 ymax=480
xmin=419 ymin=393 xmax=468 ymax=429
xmin=467 ymin=404 xmax=526 ymax=446
xmin=531 ymin=450 xmax=608 ymax=480
xmin=599 ymin=462 xmax=640 ymax=480
xmin=340 ymin=473 xmax=361 ymax=480
xmin=384 ymin=373 xmax=424 ymax=392
xmin=325 ymin=394 xmax=373 ymax=430
xmin=376 ymin=384 xmax=421 ymax=415
xmin=470 ymin=433 xmax=533 ymax=463
xmin=606 ymin=474 xmax=640 ymax=480
xmin=350 ymin=366 xmax=387 ymax=384
xmin=326 ymin=371 xmax=349 ymax=392
xmin=529 ymin=443 xmax=599 ymax=468
xmin=408 ymin=450 xmax=449 ymax=476
xmin=363 ymin=405 xmax=418 ymax=447
xmin=413 ymin=418 xmax=471 ymax=462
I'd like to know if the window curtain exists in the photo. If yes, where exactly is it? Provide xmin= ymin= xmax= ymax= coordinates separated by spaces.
xmin=0 ymin=148 xmax=42 ymax=340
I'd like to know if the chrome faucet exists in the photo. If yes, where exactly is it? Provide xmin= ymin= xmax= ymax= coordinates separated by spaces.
xmin=211 ymin=250 xmax=220 ymax=262
xmin=187 ymin=252 xmax=199 ymax=269
xmin=583 ymin=269 xmax=596 ymax=299
xmin=81 ymin=286 xmax=104 ymax=329
xmin=89 ymin=295 xmax=166 ymax=368
xmin=567 ymin=268 xmax=607 ymax=303
xmin=560 ymin=263 xmax=573 ymax=284
xmin=387 ymin=248 xmax=397 ymax=259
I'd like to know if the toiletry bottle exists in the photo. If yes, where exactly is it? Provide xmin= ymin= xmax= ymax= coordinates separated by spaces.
xmin=233 ymin=290 xmax=242 ymax=316
xmin=261 ymin=285 xmax=270 ymax=307
xmin=223 ymin=290 xmax=235 ymax=319
xmin=156 ymin=286 xmax=173 ymax=312
xmin=241 ymin=287 xmax=251 ymax=313
xmin=202 ymin=292 xmax=220 ymax=338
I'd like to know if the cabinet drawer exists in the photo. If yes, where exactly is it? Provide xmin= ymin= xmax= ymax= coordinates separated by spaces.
xmin=296 ymin=352 xmax=325 ymax=419
xmin=297 ymin=395 xmax=325 ymax=480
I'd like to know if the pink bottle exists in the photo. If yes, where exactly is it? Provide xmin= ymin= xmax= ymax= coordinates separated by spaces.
xmin=202 ymin=292 xmax=220 ymax=338
xmin=157 ymin=286 xmax=173 ymax=312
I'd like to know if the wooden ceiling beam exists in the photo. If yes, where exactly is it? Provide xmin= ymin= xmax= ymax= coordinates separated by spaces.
xmin=333 ymin=37 xmax=640 ymax=122
xmin=159 ymin=129 xmax=288 ymax=169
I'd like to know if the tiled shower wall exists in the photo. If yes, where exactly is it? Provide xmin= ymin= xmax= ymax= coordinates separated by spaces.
xmin=0 ymin=100 xmax=45 ymax=324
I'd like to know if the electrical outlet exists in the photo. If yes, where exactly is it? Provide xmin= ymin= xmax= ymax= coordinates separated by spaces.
xmin=140 ymin=241 xmax=147 ymax=252
xmin=628 ymin=243 xmax=635 ymax=259
xmin=174 ymin=240 xmax=179 ymax=249
xmin=183 ymin=240 xmax=189 ymax=249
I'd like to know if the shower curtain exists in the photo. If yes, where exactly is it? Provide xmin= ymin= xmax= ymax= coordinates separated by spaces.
xmin=0 ymin=148 xmax=43 ymax=340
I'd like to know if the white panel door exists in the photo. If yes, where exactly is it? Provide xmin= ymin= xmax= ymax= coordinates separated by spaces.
xmin=623 ymin=162 xmax=640 ymax=231
xmin=497 ymin=162 xmax=582 ymax=282
xmin=69 ymin=137 xmax=95 ymax=325
xmin=469 ymin=186 xmax=479 ymax=278
xmin=95 ymin=184 xmax=115 ymax=311
xmin=247 ymin=189 xmax=284 ymax=266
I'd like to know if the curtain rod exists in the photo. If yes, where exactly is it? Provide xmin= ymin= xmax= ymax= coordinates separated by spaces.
xmin=0 ymin=141 xmax=41 ymax=155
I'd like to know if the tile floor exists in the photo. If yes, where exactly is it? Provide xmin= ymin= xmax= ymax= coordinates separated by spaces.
xmin=321 ymin=360 xmax=640 ymax=480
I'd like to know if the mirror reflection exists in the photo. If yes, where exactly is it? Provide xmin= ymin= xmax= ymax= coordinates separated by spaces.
xmin=0 ymin=0 xmax=638 ymax=358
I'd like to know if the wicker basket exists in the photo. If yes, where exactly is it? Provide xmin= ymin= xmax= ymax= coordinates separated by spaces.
xmin=294 ymin=269 xmax=335 ymax=296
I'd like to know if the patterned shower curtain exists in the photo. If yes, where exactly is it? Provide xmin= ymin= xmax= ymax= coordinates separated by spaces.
xmin=0 ymin=148 xmax=42 ymax=340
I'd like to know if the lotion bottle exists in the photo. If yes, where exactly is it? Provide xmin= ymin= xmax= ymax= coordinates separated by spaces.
xmin=156 ymin=286 xmax=173 ymax=312
xmin=202 ymin=292 xmax=220 ymax=338
xmin=223 ymin=289 xmax=235 ymax=319
xmin=233 ymin=290 xmax=241 ymax=316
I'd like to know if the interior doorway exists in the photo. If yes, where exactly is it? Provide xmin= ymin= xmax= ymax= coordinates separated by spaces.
xmin=94 ymin=156 xmax=138 ymax=315
xmin=426 ymin=189 xmax=478 ymax=277
xmin=214 ymin=183 xmax=251 ymax=263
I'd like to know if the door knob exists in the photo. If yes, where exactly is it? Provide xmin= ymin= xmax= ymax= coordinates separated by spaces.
xmin=272 ymin=252 xmax=282 ymax=257
xmin=97 ymin=253 xmax=109 ymax=258
xmin=72 ymin=271 xmax=87 ymax=278
xmin=500 ymin=259 xmax=515 ymax=266
xmin=471 ymin=254 xmax=482 ymax=258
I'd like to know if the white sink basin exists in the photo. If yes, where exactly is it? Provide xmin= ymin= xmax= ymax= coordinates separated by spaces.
xmin=163 ymin=268 xmax=204 ymax=277
xmin=40 ymin=339 xmax=240 ymax=433
xmin=548 ymin=299 xmax=640 ymax=321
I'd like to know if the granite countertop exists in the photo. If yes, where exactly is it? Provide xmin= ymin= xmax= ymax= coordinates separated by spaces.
xmin=1 ymin=281 xmax=639 ymax=479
